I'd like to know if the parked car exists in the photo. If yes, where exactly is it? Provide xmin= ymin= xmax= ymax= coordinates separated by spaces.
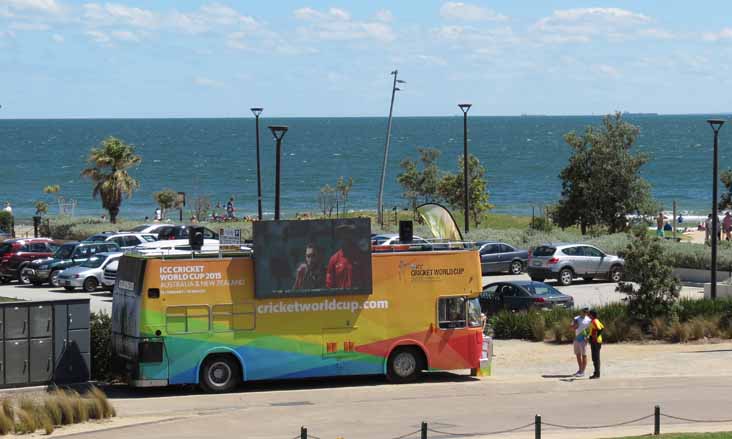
xmin=527 ymin=243 xmax=624 ymax=286
xmin=23 ymin=241 xmax=121 ymax=287
xmin=120 ymin=223 xmax=170 ymax=236
xmin=58 ymin=252 xmax=123 ymax=292
xmin=371 ymin=233 xmax=437 ymax=251
xmin=0 ymin=238 xmax=60 ymax=284
xmin=133 ymin=238 xmax=221 ymax=254
xmin=157 ymin=225 xmax=219 ymax=240
xmin=102 ymin=258 xmax=119 ymax=289
xmin=480 ymin=280 xmax=574 ymax=314
xmin=0 ymin=228 xmax=10 ymax=241
xmin=477 ymin=241 xmax=528 ymax=275
xmin=84 ymin=232 xmax=157 ymax=250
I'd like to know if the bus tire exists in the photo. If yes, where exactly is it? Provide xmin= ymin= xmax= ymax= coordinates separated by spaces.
xmin=199 ymin=354 xmax=241 ymax=393
xmin=386 ymin=347 xmax=424 ymax=384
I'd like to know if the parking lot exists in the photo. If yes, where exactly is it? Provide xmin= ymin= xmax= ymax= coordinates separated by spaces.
xmin=0 ymin=272 xmax=705 ymax=315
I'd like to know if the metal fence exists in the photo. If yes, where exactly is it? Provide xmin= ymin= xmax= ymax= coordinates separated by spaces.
xmin=293 ymin=405 xmax=732 ymax=439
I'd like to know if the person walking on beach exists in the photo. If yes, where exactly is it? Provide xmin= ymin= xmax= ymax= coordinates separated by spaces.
xmin=226 ymin=197 xmax=235 ymax=219
xmin=588 ymin=310 xmax=604 ymax=379
xmin=656 ymin=212 xmax=664 ymax=238
xmin=571 ymin=307 xmax=591 ymax=377
xmin=724 ymin=212 xmax=732 ymax=241
xmin=705 ymin=214 xmax=713 ymax=244
xmin=154 ymin=207 xmax=162 ymax=222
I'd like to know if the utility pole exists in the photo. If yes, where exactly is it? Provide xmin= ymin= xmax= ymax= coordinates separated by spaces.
xmin=377 ymin=70 xmax=405 ymax=227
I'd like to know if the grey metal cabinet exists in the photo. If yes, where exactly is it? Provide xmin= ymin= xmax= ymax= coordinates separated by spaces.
xmin=6 ymin=340 xmax=28 ymax=384
xmin=30 ymin=305 xmax=52 ymax=338
xmin=0 ymin=299 xmax=90 ymax=388
xmin=30 ymin=339 xmax=52 ymax=382
xmin=5 ymin=306 xmax=28 ymax=340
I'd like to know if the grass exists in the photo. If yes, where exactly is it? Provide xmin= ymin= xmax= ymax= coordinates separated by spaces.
xmin=607 ymin=433 xmax=732 ymax=439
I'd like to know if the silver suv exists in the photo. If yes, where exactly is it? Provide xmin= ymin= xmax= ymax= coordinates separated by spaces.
xmin=527 ymin=243 xmax=624 ymax=286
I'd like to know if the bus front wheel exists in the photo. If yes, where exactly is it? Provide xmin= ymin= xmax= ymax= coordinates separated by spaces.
xmin=200 ymin=355 xmax=241 ymax=393
xmin=387 ymin=347 xmax=424 ymax=384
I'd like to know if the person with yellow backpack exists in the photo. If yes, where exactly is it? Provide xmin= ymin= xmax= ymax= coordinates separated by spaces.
xmin=588 ymin=309 xmax=604 ymax=379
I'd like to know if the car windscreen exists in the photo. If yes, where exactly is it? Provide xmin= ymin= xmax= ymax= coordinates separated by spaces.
xmin=125 ymin=225 xmax=149 ymax=232
xmin=85 ymin=235 xmax=108 ymax=242
xmin=532 ymin=246 xmax=556 ymax=257
xmin=141 ymin=235 xmax=157 ymax=242
xmin=80 ymin=255 xmax=105 ymax=268
xmin=528 ymin=284 xmax=563 ymax=296
xmin=0 ymin=243 xmax=13 ymax=256
xmin=54 ymin=244 xmax=75 ymax=259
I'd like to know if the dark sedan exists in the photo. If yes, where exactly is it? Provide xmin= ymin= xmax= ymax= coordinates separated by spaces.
xmin=477 ymin=241 xmax=528 ymax=275
xmin=479 ymin=280 xmax=574 ymax=314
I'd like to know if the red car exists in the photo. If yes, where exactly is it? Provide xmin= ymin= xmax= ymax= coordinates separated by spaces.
xmin=0 ymin=238 xmax=60 ymax=284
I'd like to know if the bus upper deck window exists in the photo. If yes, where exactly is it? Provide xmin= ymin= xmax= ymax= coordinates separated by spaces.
xmin=467 ymin=298 xmax=482 ymax=328
xmin=438 ymin=297 xmax=467 ymax=329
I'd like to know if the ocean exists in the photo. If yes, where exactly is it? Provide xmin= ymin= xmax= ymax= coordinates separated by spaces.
xmin=0 ymin=115 xmax=727 ymax=220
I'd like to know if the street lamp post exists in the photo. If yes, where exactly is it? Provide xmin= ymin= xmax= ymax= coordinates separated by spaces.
xmin=459 ymin=104 xmax=472 ymax=234
xmin=377 ymin=70 xmax=405 ymax=227
xmin=708 ymin=119 xmax=725 ymax=300
xmin=269 ymin=125 xmax=288 ymax=221
xmin=251 ymin=108 xmax=264 ymax=221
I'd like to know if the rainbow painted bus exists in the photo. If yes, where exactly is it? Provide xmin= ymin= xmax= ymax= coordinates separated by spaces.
xmin=112 ymin=248 xmax=489 ymax=392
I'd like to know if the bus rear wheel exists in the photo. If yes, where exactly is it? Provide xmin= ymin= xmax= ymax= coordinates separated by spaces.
xmin=200 ymin=355 xmax=241 ymax=393
xmin=387 ymin=347 xmax=424 ymax=384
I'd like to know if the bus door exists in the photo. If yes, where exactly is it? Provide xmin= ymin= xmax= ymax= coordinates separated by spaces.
xmin=435 ymin=296 xmax=482 ymax=369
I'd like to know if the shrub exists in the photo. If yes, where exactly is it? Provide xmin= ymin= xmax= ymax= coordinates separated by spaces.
xmin=529 ymin=316 xmax=546 ymax=341
xmin=44 ymin=398 xmax=62 ymax=426
xmin=68 ymin=391 xmax=89 ymax=423
xmin=490 ymin=311 xmax=531 ymax=340
xmin=91 ymin=312 xmax=114 ymax=381
xmin=617 ymin=227 xmax=681 ymax=324
xmin=88 ymin=386 xmax=115 ymax=419
xmin=14 ymin=408 xmax=37 ymax=434
xmin=671 ymin=322 xmax=690 ymax=342
xmin=2 ymin=398 xmax=14 ymax=420
xmin=0 ymin=410 xmax=12 ymax=435
xmin=651 ymin=318 xmax=669 ymax=340
xmin=52 ymin=391 xmax=75 ymax=425
xmin=529 ymin=216 xmax=553 ymax=232
xmin=626 ymin=325 xmax=644 ymax=341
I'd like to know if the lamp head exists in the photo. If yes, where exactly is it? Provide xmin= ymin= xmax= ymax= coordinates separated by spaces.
xmin=458 ymin=103 xmax=472 ymax=113
xmin=268 ymin=125 xmax=288 ymax=141
xmin=708 ymin=119 xmax=725 ymax=130
xmin=250 ymin=107 xmax=263 ymax=117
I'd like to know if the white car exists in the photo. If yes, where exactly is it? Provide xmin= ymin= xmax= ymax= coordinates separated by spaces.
xmin=84 ymin=232 xmax=157 ymax=250
xmin=120 ymin=224 xmax=171 ymax=236
xmin=57 ymin=252 xmax=123 ymax=292
xmin=133 ymin=238 xmax=221 ymax=254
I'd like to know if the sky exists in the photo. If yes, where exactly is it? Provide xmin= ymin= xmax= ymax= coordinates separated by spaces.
xmin=2 ymin=0 xmax=732 ymax=118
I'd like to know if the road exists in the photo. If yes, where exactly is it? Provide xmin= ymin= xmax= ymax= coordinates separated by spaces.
xmin=60 ymin=373 xmax=732 ymax=439
xmin=0 ymin=273 xmax=704 ymax=315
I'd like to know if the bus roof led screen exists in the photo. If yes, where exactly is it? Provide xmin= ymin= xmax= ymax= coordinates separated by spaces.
xmin=253 ymin=218 xmax=373 ymax=298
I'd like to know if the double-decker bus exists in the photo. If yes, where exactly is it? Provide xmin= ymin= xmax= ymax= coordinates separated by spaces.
xmin=112 ymin=247 xmax=488 ymax=392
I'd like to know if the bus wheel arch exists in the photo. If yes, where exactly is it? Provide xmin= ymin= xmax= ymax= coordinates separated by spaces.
xmin=197 ymin=350 xmax=245 ymax=393
xmin=385 ymin=344 xmax=428 ymax=384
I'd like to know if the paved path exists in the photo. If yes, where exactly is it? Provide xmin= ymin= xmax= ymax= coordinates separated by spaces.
xmin=0 ymin=283 xmax=112 ymax=313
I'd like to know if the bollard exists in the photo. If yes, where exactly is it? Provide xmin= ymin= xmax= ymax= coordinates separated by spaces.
xmin=421 ymin=421 xmax=427 ymax=439
xmin=535 ymin=414 xmax=541 ymax=439
xmin=654 ymin=406 xmax=660 ymax=435
xmin=301 ymin=426 xmax=307 ymax=439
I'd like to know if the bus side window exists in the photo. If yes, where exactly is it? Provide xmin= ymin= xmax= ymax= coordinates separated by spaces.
xmin=438 ymin=297 xmax=467 ymax=329
xmin=212 ymin=303 xmax=256 ymax=332
xmin=165 ymin=306 xmax=210 ymax=334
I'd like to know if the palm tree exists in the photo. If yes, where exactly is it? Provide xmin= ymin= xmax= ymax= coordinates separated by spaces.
xmin=81 ymin=137 xmax=141 ymax=224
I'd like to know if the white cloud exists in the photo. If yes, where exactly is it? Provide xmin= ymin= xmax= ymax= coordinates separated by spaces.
xmin=375 ymin=9 xmax=392 ymax=23
xmin=416 ymin=54 xmax=447 ymax=66
xmin=703 ymin=28 xmax=732 ymax=42
xmin=194 ymin=77 xmax=223 ymax=87
xmin=532 ymin=8 xmax=653 ymax=44
xmin=9 ymin=21 xmax=49 ymax=30
xmin=3 ymin=0 xmax=62 ymax=15
xmin=170 ymin=3 xmax=260 ymax=34
xmin=51 ymin=33 xmax=63 ymax=42
xmin=294 ymin=6 xmax=395 ymax=43
xmin=440 ymin=2 xmax=507 ymax=22
xmin=85 ymin=29 xmax=110 ymax=44
xmin=594 ymin=64 xmax=621 ymax=78
xmin=83 ymin=3 xmax=158 ymax=29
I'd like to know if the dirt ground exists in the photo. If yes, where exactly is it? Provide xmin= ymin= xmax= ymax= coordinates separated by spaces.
xmin=491 ymin=338 xmax=732 ymax=381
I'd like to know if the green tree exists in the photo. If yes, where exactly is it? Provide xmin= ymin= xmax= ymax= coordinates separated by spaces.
xmin=81 ymin=137 xmax=141 ymax=224
xmin=552 ymin=113 xmax=655 ymax=234
xmin=719 ymin=169 xmax=732 ymax=210
xmin=34 ymin=200 xmax=49 ymax=216
xmin=153 ymin=188 xmax=178 ymax=219
xmin=335 ymin=176 xmax=354 ymax=217
xmin=437 ymin=154 xmax=493 ymax=226
xmin=397 ymin=147 xmax=442 ymax=215
xmin=617 ymin=226 xmax=681 ymax=325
